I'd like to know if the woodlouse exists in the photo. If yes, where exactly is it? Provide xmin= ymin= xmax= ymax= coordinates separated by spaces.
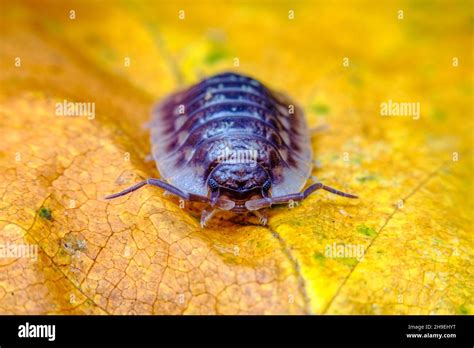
xmin=105 ymin=72 xmax=357 ymax=227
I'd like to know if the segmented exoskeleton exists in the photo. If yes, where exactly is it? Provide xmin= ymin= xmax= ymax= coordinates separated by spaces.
xmin=105 ymin=72 xmax=357 ymax=226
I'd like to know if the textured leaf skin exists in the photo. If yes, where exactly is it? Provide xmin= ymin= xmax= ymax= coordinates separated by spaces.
xmin=0 ymin=0 xmax=472 ymax=314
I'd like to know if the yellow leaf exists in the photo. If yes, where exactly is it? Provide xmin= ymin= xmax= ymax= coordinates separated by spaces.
xmin=0 ymin=0 xmax=472 ymax=314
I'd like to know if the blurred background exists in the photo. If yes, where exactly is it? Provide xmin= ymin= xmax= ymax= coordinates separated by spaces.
xmin=0 ymin=0 xmax=472 ymax=314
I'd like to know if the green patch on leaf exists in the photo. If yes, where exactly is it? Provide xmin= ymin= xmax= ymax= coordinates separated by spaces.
xmin=338 ymin=257 xmax=358 ymax=267
xmin=205 ymin=46 xmax=228 ymax=65
xmin=313 ymin=252 xmax=326 ymax=264
xmin=310 ymin=103 xmax=330 ymax=116
xmin=39 ymin=206 xmax=52 ymax=221
xmin=431 ymin=108 xmax=446 ymax=121
xmin=356 ymin=173 xmax=378 ymax=183
xmin=456 ymin=304 xmax=469 ymax=314
xmin=356 ymin=224 xmax=376 ymax=237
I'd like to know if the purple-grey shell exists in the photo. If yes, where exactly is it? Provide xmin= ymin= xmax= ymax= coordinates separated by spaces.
xmin=149 ymin=72 xmax=312 ymax=197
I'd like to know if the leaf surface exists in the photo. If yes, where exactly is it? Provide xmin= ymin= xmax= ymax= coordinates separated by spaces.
xmin=0 ymin=0 xmax=472 ymax=314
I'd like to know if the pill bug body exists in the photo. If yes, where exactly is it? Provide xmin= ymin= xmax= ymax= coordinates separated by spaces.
xmin=106 ymin=72 xmax=357 ymax=226
xmin=151 ymin=72 xmax=312 ymax=212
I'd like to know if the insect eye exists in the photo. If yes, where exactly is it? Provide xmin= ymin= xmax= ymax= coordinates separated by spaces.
xmin=262 ymin=179 xmax=271 ymax=191
xmin=208 ymin=178 xmax=219 ymax=192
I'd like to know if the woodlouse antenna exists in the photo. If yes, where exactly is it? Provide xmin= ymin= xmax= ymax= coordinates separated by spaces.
xmin=245 ymin=182 xmax=358 ymax=211
xmin=104 ymin=178 xmax=235 ymax=210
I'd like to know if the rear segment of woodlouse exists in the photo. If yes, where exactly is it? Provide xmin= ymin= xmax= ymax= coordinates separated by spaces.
xmin=105 ymin=72 xmax=357 ymax=227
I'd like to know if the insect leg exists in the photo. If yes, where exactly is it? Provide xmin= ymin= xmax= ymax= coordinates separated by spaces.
xmin=104 ymin=178 xmax=235 ymax=210
xmin=245 ymin=183 xmax=357 ymax=211
xmin=200 ymin=208 xmax=217 ymax=228
xmin=252 ymin=209 xmax=268 ymax=226
xmin=104 ymin=178 xmax=209 ymax=202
